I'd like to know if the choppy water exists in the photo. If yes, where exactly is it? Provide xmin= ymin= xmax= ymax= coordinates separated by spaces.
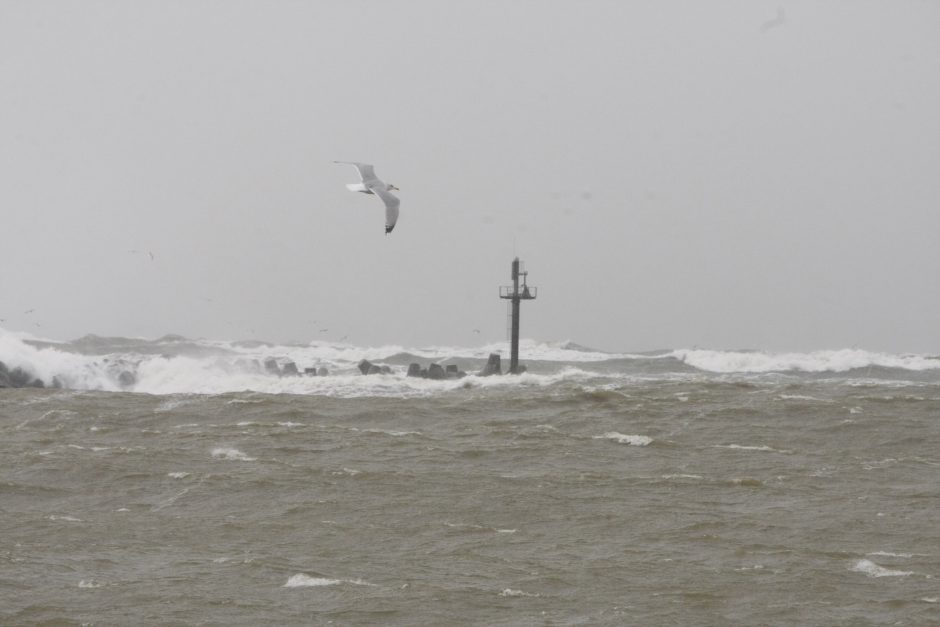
xmin=2 ymin=332 xmax=940 ymax=625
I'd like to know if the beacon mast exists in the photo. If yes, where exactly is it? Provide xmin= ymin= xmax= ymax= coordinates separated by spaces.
xmin=499 ymin=257 xmax=538 ymax=374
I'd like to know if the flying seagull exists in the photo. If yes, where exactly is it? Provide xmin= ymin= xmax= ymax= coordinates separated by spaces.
xmin=334 ymin=162 xmax=400 ymax=234
xmin=760 ymin=7 xmax=786 ymax=32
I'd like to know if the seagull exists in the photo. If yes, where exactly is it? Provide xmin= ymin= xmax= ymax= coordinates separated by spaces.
xmin=760 ymin=7 xmax=786 ymax=32
xmin=334 ymin=162 xmax=400 ymax=234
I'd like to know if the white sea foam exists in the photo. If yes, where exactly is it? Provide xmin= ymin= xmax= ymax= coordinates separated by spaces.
xmin=673 ymin=348 xmax=940 ymax=373
xmin=283 ymin=574 xmax=374 ymax=588
xmin=48 ymin=515 xmax=83 ymax=522
xmin=361 ymin=428 xmax=422 ymax=437
xmin=167 ymin=472 xmax=191 ymax=479
xmin=867 ymin=551 xmax=916 ymax=558
xmin=863 ymin=458 xmax=899 ymax=470
xmin=499 ymin=588 xmax=540 ymax=597
xmin=283 ymin=575 xmax=342 ymax=587
xmin=715 ymin=444 xmax=775 ymax=452
xmin=78 ymin=580 xmax=103 ymax=588
xmin=851 ymin=559 xmax=914 ymax=577
xmin=594 ymin=433 xmax=652 ymax=446
xmin=0 ymin=330 xmax=123 ymax=391
xmin=330 ymin=468 xmax=360 ymax=476
xmin=211 ymin=447 xmax=256 ymax=461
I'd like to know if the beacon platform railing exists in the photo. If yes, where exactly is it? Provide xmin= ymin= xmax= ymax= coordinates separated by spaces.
xmin=499 ymin=286 xmax=538 ymax=299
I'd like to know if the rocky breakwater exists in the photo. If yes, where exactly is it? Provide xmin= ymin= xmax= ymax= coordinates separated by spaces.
xmin=0 ymin=360 xmax=46 ymax=388
xmin=261 ymin=358 xmax=328 ymax=377
xmin=356 ymin=359 xmax=469 ymax=380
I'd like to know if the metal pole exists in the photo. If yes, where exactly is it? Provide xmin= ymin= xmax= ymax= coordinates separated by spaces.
xmin=510 ymin=257 xmax=520 ymax=374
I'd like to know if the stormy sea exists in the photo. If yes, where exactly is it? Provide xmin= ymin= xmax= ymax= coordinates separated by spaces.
xmin=2 ymin=330 xmax=939 ymax=625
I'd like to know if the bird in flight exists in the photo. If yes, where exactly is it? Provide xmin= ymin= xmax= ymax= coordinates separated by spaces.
xmin=760 ymin=7 xmax=786 ymax=32
xmin=334 ymin=162 xmax=400 ymax=234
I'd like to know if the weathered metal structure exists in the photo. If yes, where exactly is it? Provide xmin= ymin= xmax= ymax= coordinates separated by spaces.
xmin=499 ymin=257 xmax=538 ymax=374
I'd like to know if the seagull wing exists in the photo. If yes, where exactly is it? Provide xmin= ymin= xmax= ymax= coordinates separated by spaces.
xmin=372 ymin=186 xmax=400 ymax=234
xmin=333 ymin=161 xmax=377 ymax=184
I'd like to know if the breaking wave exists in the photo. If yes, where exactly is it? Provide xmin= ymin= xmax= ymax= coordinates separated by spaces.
xmin=3 ymin=328 xmax=940 ymax=397
xmin=671 ymin=348 xmax=940 ymax=374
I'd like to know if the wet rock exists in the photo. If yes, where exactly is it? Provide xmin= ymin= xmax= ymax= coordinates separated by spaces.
xmin=304 ymin=367 xmax=318 ymax=376
xmin=282 ymin=361 xmax=300 ymax=376
xmin=380 ymin=365 xmax=392 ymax=374
xmin=367 ymin=364 xmax=382 ymax=375
xmin=30 ymin=379 xmax=45 ymax=388
xmin=407 ymin=363 xmax=422 ymax=377
xmin=8 ymin=367 xmax=34 ymax=387
xmin=263 ymin=358 xmax=281 ymax=376
xmin=118 ymin=371 xmax=136 ymax=387
xmin=479 ymin=353 xmax=502 ymax=376
xmin=427 ymin=363 xmax=446 ymax=380
xmin=317 ymin=367 xmax=329 ymax=376
xmin=358 ymin=359 xmax=374 ymax=375
xmin=444 ymin=364 xmax=467 ymax=379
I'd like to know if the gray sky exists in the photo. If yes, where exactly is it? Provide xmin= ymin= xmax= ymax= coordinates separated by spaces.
xmin=1 ymin=1 xmax=938 ymax=352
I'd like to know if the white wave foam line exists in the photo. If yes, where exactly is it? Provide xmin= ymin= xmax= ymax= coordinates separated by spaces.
xmin=715 ymin=444 xmax=779 ymax=452
xmin=78 ymin=580 xmax=103 ymax=588
xmin=283 ymin=574 xmax=375 ymax=588
xmin=851 ymin=559 xmax=914 ymax=578
xmin=211 ymin=447 xmax=255 ymax=461
xmin=777 ymin=394 xmax=827 ymax=402
xmin=594 ymin=432 xmax=652 ymax=446
xmin=135 ymin=364 xmax=598 ymax=398
xmin=359 ymin=428 xmax=422 ymax=437
xmin=672 ymin=348 xmax=940 ymax=373
xmin=0 ymin=330 xmax=123 ymax=391
xmin=867 ymin=551 xmax=917 ymax=558
xmin=499 ymin=588 xmax=540 ymax=597
xmin=167 ymin=472 xmax=190 ymax=479
xmin=223 ymin=337 xmax=629 ymax=365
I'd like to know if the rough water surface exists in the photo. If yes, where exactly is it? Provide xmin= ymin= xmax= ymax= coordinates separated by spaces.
xmin=1 ymin=333 xmax=939 ymax=625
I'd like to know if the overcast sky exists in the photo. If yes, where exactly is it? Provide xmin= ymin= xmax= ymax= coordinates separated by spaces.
xmin=1 ymin=1 xmax=938 ymax=352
